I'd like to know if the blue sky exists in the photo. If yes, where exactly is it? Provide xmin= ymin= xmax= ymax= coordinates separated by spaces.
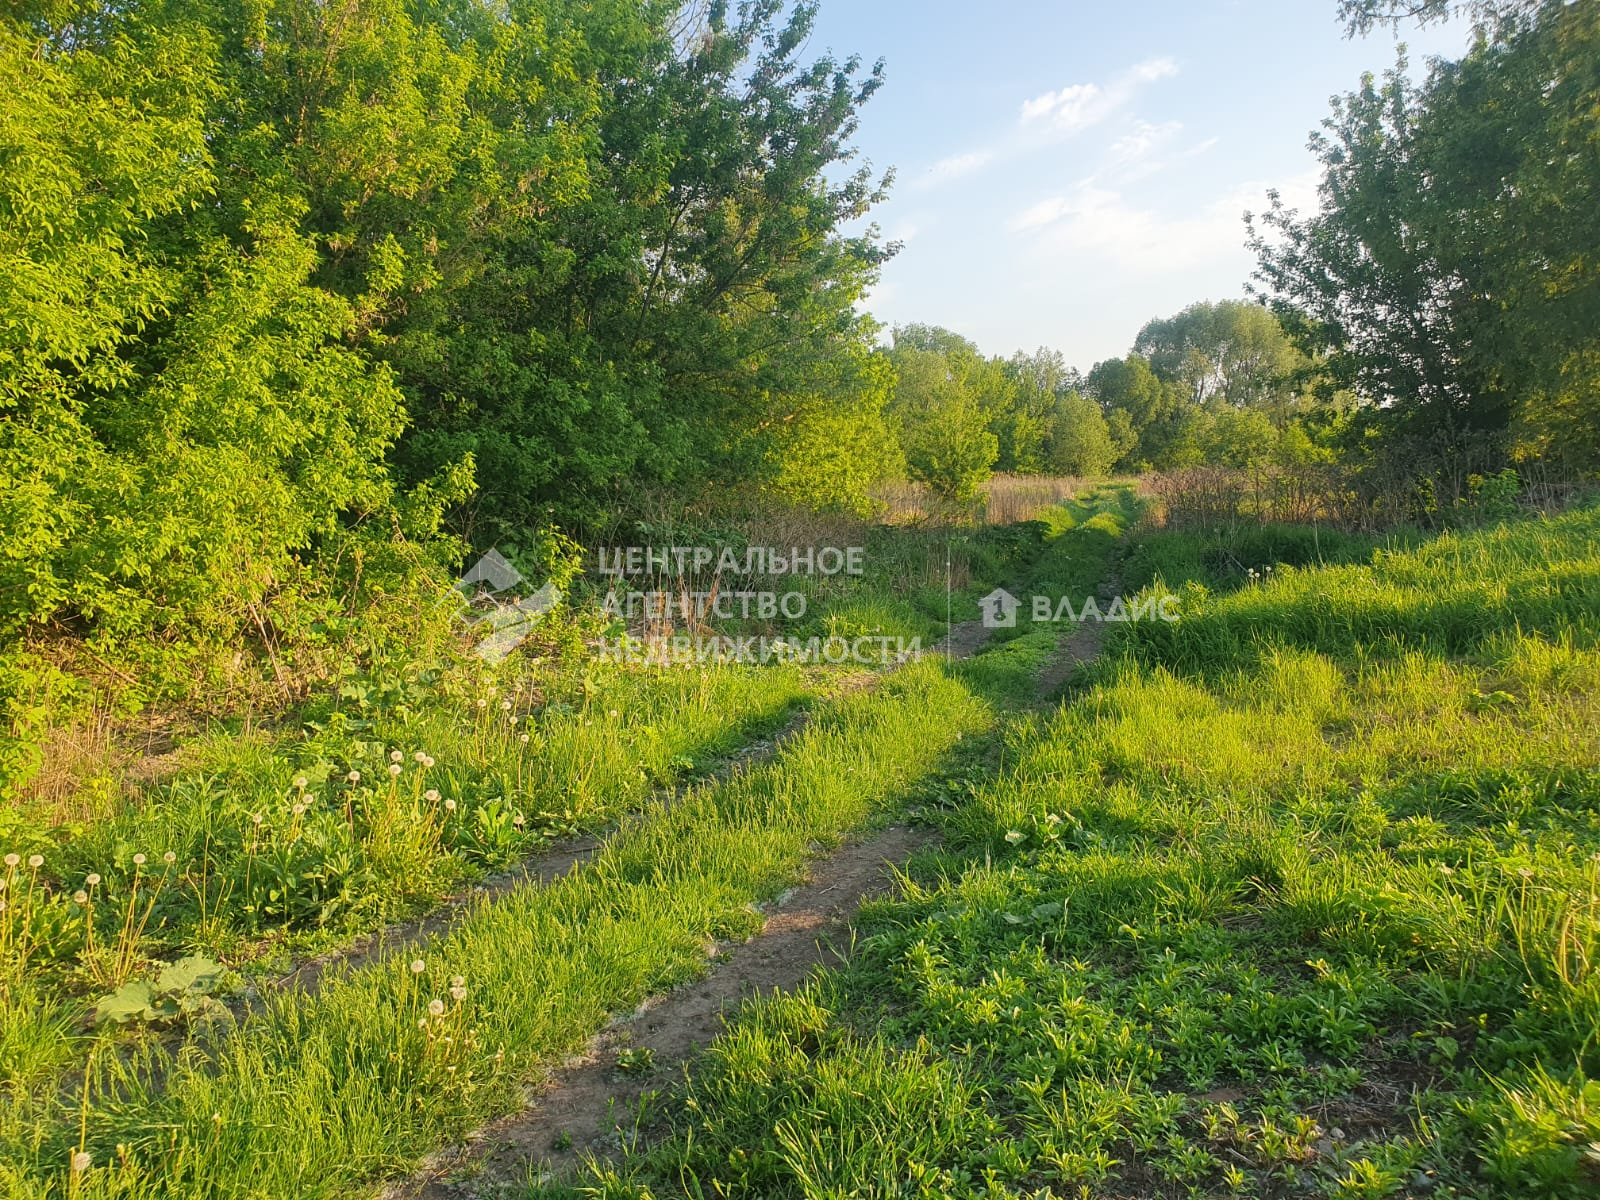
xmin=804 ymin=0 xmax=1473 ymax=371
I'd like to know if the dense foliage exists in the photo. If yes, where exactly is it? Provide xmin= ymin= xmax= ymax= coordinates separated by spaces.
xmin=0 ymin=0 xmax=896 ymax=649
xmin=1252 ymin=0 xmax=1600 ymax=488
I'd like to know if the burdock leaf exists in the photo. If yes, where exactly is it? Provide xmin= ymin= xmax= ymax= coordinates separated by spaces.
xmin=155 ymin=954 xmax=225 ymax=996
xmin=94 ymin=980 xmax=156 ymax=1025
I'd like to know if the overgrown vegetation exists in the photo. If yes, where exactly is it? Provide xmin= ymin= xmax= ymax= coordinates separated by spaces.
xmin=555 ymin=501 xmax=1600 ymax=1200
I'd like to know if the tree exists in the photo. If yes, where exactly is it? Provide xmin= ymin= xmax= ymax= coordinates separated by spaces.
xmin=888 ymin=344 xmax=998 ymax=503
xmin=1252 ymin=1 xmax=1600 ymax=491
xmin=1004 ymin=348 xmax=1081 ymax=475
xmin=1085 ymin=355 xmax=1192 ymax=470
xmin=1133 ymin=300 xmax=1306 ymax=423
xmin=1050 ymin=393 xmax=1117 ymax=477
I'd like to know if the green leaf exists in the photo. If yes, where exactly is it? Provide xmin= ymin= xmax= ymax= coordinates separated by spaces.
xmin=94 ymin=980 xmax=156 ymax=1025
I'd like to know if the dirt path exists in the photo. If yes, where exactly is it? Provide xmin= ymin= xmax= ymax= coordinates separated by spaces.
xmin=382 ymin=586 xmax=1117 ymax=1198
xmin=390 ymin=824 xmax=933 ymax=1198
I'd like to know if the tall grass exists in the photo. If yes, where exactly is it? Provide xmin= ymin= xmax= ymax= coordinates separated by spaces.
xmin=0 ymin=659 xmax=997 ymax=1199
xmin=565 ymin=502 xmax=1600 ymax=1200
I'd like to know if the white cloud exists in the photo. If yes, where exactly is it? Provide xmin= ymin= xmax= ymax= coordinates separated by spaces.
xmin=1108 ymin=120 xmax=1183 ymax=164
xmin=919 ymin=151 xmax=994 ymax=187
xmin=1020 ymin=83 xmax=1106 ymax=131
xmin=1009 ymin=169 xmax=1319 ymax=272
xmin=1020 ymin=57 xmax=1179 ymax=134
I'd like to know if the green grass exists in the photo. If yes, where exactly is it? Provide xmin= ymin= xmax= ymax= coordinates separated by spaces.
xmin=0 ymin=658 xmax=1001 ymax=1198
xmin=0 ymin=486 xmax=1141 ymax=1200
xmin=556 ymin=503 xmax=1600 ymax=1200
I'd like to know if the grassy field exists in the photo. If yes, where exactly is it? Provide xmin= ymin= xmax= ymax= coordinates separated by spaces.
xmin=550 ymin=503 xmax=1600 ymax=1199
xmin=0 ymin=491 xmax=1137 ymax=1198
xmin=9 ymin=488 xmax=1594 ymax=1200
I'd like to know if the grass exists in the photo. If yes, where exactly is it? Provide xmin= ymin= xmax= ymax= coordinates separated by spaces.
xmin=551 ymin=502 xmax=1600 ymax=1200
xmin=0 ymin=485 xmax=1142 ymax=1199
xmin=0 ymin=658 xmax=997 ymax=1198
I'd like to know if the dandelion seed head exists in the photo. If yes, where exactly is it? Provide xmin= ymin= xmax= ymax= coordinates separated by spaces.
xmin=131 ymin=854 xmax=145 ymax=867
xmin=86 ymin=873 xmax=101 ymax=886
xmin=450 ymin=975 xmax=465 ymax=988
xmin=292 ymin=804 xmax=306 ymax=816
xmin=428 ymin=999 xmax=445 ymax=1017
xmin=390 ymin=750 xmax=403 ymax=763
xmin=423 ymin=756 xmax=435 ymax=769
xmin=444 ymin=799 xmax=456 ymax=812
xmin=425 ymin=790 xmax=440 ymax=803
xmin=519 ymin=734 xmax=530 ymax=744
xmin=449 ymin=985 xmax=467 ymax=1002
xmin=3 ymin=854 xmax=17 ymax=868
xmin=388 ymin=763 xmax=402 ymax=777
xmin=410 ymin=959 xmax=426 ymax=974
xmin=347 ymin=771 xmax=361 ymax=784
xmin=74 ymin=890 xmax=88 ymax=904
xmin=293 ymin=776 xmax=308 ymax=790
xmin=164 ymin=851 xmax=177 ymax=865
xmin=251 ymin=813 xmax=264 ymax=825
xmin=71 ymin=1152 xmax=91 ymax=1174
xmin=608 ymin=710 xmax=619 ymax=718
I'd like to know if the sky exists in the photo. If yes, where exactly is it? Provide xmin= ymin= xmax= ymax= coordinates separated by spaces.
xmin=803 ymin=0 xmax=1475 ymax=372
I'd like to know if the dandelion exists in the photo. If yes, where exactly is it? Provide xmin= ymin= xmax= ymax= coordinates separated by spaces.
xmin=3 ymin=853 xmax=18 ymax=868
xmin=425 ymin=790 xmax=440 ymax=803
xmin=422 ymin=756 xmax=435 ymax=769
xmin=131 ymin=854 xmax=145 ymax=867
xmin=293 ymin=776 xmax=308 ymax=790
xmin=451 ymin=975 xmax=465 ymax=988
xmin=486 ymin=685 xmax=497 ymax=697
xmin=449 ymin=985 xmax=467 ymax=1002
xmin=1439 ymin=864 xmax=1455 ymax=875
xmin=292 ymin=804 xmax=306 ymax=816
xmin=410 ymin=959 xmax=426 ymax=974
xmin=476 ymin=699 xmax=487 ymax=709
xmin=163 ymin=851 xmax=177 ymax=865
xmin=251 ymin=813 xmax=264 ymax=826
xmin=501 ymin=700 xmax=512 ymax=711
xmin=508 ymin=715 xmax=519 ymax=726
xmin=71 ymin=1151 xmax=91 ymax=1174
xmin=1518 ymin=867 xmax=1534 ymax=879
xmin=73 ymin=890 xmax=88 ymax=904
xmin=417 ymin=1018 xmax=428 ymax=1030
xmin=28 ymin=853 xmax=44 ymax=869
xmin=428 ymin=998 xmax=445 ymax=1017
xmin=347 ymin=770 xmax=361 ymax=784
xmin=444 ymin=799 xmax=457 ymax=812
xmin=512 ymin=814 xmax=525 ymax=828
xmin=85 ymin=873 xmax=101 ymax=887
xmin=388 ymin=764 xmax=402 ymax=778
xmin=608 ymin=710 xmax=619 ymax=719
xmin=391 ymin=749 xmax=403 ymax=763
xmin=519 ymin=734 xmax=530 ymax=744
xmin=414 ymin=751 xmax=427 ymax=764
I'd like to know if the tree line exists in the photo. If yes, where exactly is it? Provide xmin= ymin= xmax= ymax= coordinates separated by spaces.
xmin=0 ymin=0 xmax=1595 ymax=654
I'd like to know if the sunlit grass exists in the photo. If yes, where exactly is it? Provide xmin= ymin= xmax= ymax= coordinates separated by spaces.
xmin=564 ymin=503 xmax=1600 ymax=1200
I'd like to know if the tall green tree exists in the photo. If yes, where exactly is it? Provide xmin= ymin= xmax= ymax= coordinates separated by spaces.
xmin=1253 ymin=0 xmax=1600 ymax=483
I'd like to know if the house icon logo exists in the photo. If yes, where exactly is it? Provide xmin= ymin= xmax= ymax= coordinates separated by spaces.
xmin=978 ymin=588 xmax=1020 ymax=629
